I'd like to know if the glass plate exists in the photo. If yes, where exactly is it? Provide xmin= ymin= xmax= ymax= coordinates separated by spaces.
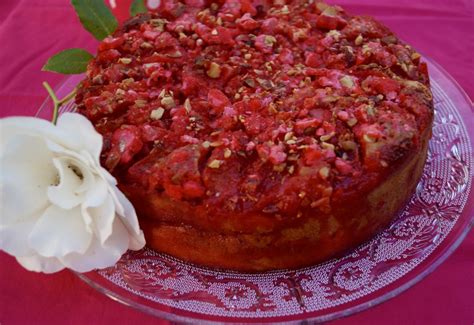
xmin=37 ymin=57 xmax=473 ymax=324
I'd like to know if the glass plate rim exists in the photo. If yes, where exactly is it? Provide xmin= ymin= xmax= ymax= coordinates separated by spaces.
xmin=37 ymin=55 xmax=474 ymax=324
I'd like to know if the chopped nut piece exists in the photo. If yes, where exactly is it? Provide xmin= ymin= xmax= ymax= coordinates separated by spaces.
xmin=362 ymin=44 xmax=372 ymax=55
xmin=207 ymin=62 xmax=221 ymax=78
xmin=284 ymin=132 xmax=294 ymax=141
xmin=320 ymin=132 xmax=335 ymax=142
xmin=140 ymin=42 xmax=153 ymax=49
xmin=319 ymin=166 xmax=330 ymax=179
xmin=400 ymin=62 xmax=409 ymax=72
xmin=339 ymin=75 xmax=354 ymax=89
xmin=363 ymin=134 xmax=376 ymax=143
xmin=321 ymin=142 xmax=335 ymax=150
xmin=92 ymin=75 xmax=103 ymax=84
xmin=273 ymin=163 xmax=286 ymax=172
xmin=150 ymin=18 xmax=167 ymax=31
xmin=184 ymin=98 xmax=192 ymax=113
xmin=202 ymin=141 xmax=211 ymax=148
xmin=167 ymin=50 xmax=182 ymax=58
xmin=244 ymin=78 xmax=255 ymax=88
xmin=366 ymin=105 xmax=376 ymax=116
xmin=208 ymin=159 xmax=223 ymax=169
xmin=381 ymin=35 xmax=397 ymax=44
xmin=316 ymin=2 xmax=329 ymax=12
xmin=244 ymin=53 xmax=252 ymax=60
xmin=257 ymin=78 xmax=273 ymax=90
xmin=264 ymin=35 xmax=277 ymax=46
xmin=174 ymin=25 xmax=184 ymax=33
xmin=224 ymin=148 xmax=232 ymax=158
xmin=122 ymin=78 xmax=134 ymax=85
xmin=327 ymin=30 xmax=341 ymax=40
xmin=161 ymin=96 xmax=175 ymax=108
xmin=268 ymin=103 xmax=278 ymax=114
xmin=347 ymin=118 xmax=358 ymax=127
xmin=293 ymin=28 xmax=308 ymax=41
xmin=134 ymin=99 xmax=147 ymax=107
xmin=322 ymin=6 xmax=338 ymax=17
xmin=355 ymin=34 xmax=363 ymax=46
xmin=411 ymin=52 xmax=421 ymax=60
xmin=118 ymin=58 xmax=132 ymax=64
xmin=210 ymin=141 xmax=223 ymax=147
xmin=211 ymin=28 xmax=218 ymax=35
xmin=150 ymin=107 xmax=165 ymax=120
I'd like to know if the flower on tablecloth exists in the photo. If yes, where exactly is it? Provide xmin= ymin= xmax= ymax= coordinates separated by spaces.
xmin=0 ymin=113 xmax=145 ymax=273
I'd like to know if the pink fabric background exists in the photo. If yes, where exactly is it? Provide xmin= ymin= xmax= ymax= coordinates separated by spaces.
xmin=0 ymin=0 xmax=472 ymax=323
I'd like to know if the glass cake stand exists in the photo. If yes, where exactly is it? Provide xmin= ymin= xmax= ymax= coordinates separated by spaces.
xmin=37 ymin=57 xmax=473 ymax=324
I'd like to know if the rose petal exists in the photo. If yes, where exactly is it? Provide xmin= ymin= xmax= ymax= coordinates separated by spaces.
xmin=83 ymin=195 xmax=115 ymax=244
xmin=0 ymin=220 xmax=37 ymax=256
xmin=0 ymin=134 xmax=55 ymax=224
xmin=60 ymin=218 xmax=129 ymax=272
xmin=47 ymin=157 xmax=87 ymax=209
xmin=82 ymin=176 xmax=109 ymax=208
xmin=55 ymin=113 xmax=103 ymax=163
xmin=109 ymin=186 xmax=146 ymax=250
xmin=16 ymin=255 xmax=64 ymax=273
xmin=29 ymin=205 xmax=92 ymax=257
xmin=100 ymin=166 xmax=118 ymax=184
xmin=79 ymin=176 xmax=110 ymax=233
xmin=44 ymin=139 xmax=96 ymax=169
xmin=73 ymin=160 xmax=95 ymax=194
xmin=0 ymin=116 xmax=97 ymax=173
xmin=110 ymin=186 xmax=140 ymax=231
xmin=0 ymin=116 xmax=59 ymax=142
xmin=128 ymin=231 xmax=146 ymax=251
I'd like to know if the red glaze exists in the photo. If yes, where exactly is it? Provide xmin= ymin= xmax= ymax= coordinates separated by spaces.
xmin=75 ymin=0 xmax=433 ymax=270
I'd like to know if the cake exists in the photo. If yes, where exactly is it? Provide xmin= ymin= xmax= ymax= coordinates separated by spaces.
xmin=75 ymin=0 xmax=433 ymax=271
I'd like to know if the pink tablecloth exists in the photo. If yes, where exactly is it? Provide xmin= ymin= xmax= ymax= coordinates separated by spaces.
xmin=0 ymin=0 xmax=472 ymax=324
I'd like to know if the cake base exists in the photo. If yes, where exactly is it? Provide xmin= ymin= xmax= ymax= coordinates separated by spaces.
xmin=128 ymin=130 xmax=429 ymax=272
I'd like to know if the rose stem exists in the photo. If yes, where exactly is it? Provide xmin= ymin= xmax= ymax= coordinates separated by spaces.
xmin=42 ymin=81 xmax=77 ymax=125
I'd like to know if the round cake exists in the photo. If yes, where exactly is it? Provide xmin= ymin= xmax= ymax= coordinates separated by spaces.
xmin=75 ymin=0 xmax=433 ymax=271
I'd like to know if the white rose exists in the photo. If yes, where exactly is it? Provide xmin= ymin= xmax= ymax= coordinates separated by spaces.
xmin=0 ymin=113 xmax=145 ymax=273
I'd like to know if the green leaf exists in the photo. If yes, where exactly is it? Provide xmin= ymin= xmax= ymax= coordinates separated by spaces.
xmin=130 ymin=0 xmax=147 ymax=16
xmin=71 ymin=0 xmax=118 ymax=40
xmin=42 ymin=48 xmax=94 ymax=74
